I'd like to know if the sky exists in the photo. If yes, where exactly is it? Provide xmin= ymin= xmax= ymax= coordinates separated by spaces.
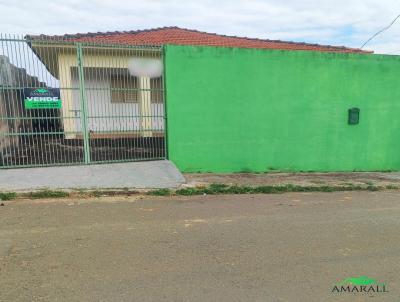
xmin=0 ymin=0 xmax=400 ymax=54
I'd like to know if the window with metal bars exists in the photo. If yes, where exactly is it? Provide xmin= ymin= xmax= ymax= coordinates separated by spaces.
xmin=150 ymin=77 xmax=164 ymax=103
xmin=110 ymin=73 xmax=139 ymax=103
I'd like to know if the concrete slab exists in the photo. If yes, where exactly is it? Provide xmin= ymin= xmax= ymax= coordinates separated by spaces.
xmin=0 ymin=160 xmax=185 ymax=191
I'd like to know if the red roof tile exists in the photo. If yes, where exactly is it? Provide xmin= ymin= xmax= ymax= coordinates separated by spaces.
xmin=31 ymin=27 xmax=371 ymax=54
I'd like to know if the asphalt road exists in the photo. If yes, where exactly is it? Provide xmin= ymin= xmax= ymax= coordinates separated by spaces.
xmin=1 ymin=191 xmax=400 ymax=301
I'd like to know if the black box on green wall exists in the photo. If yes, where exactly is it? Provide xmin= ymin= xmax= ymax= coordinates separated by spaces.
xmin=348 ymin=108 xmax=360 ymax=125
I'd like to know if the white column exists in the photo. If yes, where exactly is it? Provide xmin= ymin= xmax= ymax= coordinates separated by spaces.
xmin=58 ymin=54 xmax=77 ymax=139
xmin=139 ymin=76 xmax=153 ymax=137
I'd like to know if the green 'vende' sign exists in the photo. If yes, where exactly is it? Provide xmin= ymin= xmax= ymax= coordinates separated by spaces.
xmin=24 ymin=88 xmax=61 ymax=109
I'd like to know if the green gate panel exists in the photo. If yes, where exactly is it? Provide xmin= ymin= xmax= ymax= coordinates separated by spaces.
xmin=0 ymin=35 xmax=166 ymax=169
xmin=164 ymin=45 xmax=400 ymax=172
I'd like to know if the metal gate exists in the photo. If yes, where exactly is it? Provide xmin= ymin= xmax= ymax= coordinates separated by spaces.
xmin=0 ymin=34 xmax=166 ymax=168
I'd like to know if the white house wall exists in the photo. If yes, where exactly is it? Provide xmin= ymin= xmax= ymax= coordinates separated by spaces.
xmin=58 ymin=53 xmax=164 ymax=137
xmin=71 ymin=75 xmax=139 ymax=133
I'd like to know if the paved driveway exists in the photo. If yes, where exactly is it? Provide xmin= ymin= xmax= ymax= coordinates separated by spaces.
xmin=1 ymin=191 xmax=400 ymax=301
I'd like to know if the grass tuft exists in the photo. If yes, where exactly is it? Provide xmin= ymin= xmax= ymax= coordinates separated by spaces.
xmin=150 ymin=183 xmax=390 ymax=196
xmin=147 ymin=188 xmax=172 ymax=196
xmin=27 ymin=190 xmax=69 ymax=199
xmin=2 ymin=183 xmax=397 ymax=201
xmin=0 ymin=192 xmax=17 ymax=201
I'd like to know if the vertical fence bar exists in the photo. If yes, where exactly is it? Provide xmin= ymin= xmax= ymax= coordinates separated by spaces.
xmin=162 ymin=46 xmax=168 ymax=159
xmin=76 ymin=43 xmax=91 ymax=164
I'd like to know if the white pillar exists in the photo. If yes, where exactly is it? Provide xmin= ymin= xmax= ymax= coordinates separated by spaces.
xmin=139 ymin=76 xmax=153 ymax=137
xmin=58 ymin=54 xmax=77 ymax=139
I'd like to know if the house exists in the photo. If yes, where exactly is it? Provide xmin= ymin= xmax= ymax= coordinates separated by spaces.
xmin=5 ymin=27 xmax=391 ymax=170
xmin=27 ymin=27 xmax=370 ymax=140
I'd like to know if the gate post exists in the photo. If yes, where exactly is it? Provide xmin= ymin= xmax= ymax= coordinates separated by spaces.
xmin=162 ymin=46 xmax=168 ymax=159
xmin=76 ymin=43 xmax=91 ymax=164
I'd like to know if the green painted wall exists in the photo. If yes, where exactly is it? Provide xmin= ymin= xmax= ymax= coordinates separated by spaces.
xmin=164 ymin=45 xmax=400 ymax=172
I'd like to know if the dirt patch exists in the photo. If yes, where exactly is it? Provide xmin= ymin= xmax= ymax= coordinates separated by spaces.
xmin=183 ymin=172 xmax=400 ymax=187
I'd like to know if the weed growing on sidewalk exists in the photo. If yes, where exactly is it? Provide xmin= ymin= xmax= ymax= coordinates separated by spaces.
xmin=147 ymin=188 xmax=172 ymax=196
xmin=26 ymin=190 xmax=70 ymax=199
xmin=1 ymin=183 xmax=398 ymax=202
xmin=0 ymin=192 xmax=17 ymax=201
xmin=170 ymin=183 xmax=389 ymax=196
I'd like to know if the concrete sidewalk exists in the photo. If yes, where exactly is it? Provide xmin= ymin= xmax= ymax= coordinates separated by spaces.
xmin=0 ymin=160 xmax=185 ymax=191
